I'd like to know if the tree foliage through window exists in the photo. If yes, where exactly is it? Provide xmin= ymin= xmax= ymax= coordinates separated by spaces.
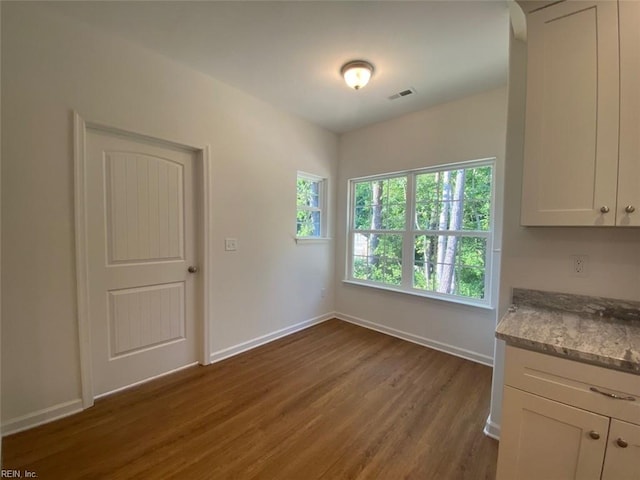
xmin=350 ymin=163 xmax=493 ymax=302
xmin=297 ymin=175 xmax=325 ymax=237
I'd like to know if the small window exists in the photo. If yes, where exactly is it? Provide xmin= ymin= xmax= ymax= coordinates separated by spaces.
xmin=297 ymin=172 xmax=326 ymax=238
xmin=347 ymin=159 xmax=495 ymax=307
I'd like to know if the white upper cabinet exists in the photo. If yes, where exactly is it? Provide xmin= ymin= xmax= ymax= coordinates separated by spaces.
xmin=521 ymin=1 xmax=621 ymax=226
xmin=617 ymin=0 xmax=640 ymax=226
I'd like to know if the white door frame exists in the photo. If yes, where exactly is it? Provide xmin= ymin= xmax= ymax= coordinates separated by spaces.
xmin=73 ymin=112 xmax=213 ymax=409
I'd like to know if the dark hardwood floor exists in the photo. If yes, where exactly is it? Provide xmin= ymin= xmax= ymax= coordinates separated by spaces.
xmin=4 ymin=319 xmax=498 ymax=479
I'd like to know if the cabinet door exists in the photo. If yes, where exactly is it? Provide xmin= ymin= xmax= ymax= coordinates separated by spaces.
xmin=496 ymin=386 xmax=609 ymax=480
xmin=601 ymin=419 xmax=640 ymax=480
xmin=617 ymin=0 xmax=640 ymax=226
xmin=521 ymin=1 xmax=619 ymax=226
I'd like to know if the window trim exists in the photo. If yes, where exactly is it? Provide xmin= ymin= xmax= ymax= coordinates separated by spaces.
xmin=296 ymin=171 xmax=328 ymax=240
xmin=345 ymin=158 xmax=496 ymax=308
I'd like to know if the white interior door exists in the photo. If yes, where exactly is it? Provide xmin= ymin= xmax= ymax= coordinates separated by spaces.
xmin=86 ymin=129 xmax=198 ymax=397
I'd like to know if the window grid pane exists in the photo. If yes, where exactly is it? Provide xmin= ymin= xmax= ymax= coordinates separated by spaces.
xmin=297 ymin=210 xmax=321 ymax=237
xmin=353 ymin=177 xmax=407 ymax=231
xmin=297 ymin=178 xmax=321 ymax=208
xmin=414 ymin=166 xmax=492 ymax=232
xmin=352 ymin=233 xmax=402 ymax=286
xmin=413 ymin=234 xmax=486 ymax=299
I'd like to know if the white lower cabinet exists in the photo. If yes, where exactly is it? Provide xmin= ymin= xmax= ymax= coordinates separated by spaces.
xmin=498 ymin=386 xmax=608 ymax=480
xmin=601 ymin=419 xmax=640 ymax=480
xmin=496 ymin=346 xmax=640 ymax=480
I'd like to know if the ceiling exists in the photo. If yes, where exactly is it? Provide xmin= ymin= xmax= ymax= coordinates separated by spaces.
xmin=40 ymin=1 xmax=510 ymax=133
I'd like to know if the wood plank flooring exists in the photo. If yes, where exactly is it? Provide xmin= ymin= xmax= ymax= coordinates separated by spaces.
xmin=3 ymin=319 xmax=498 ymax=479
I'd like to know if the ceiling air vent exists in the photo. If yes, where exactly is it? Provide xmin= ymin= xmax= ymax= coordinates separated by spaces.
xmin=388 ymin=87 xmax=416 ymax=100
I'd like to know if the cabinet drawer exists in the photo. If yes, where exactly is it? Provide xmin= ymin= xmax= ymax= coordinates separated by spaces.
xmin=504 ymin=346 xmax=640 ymax=424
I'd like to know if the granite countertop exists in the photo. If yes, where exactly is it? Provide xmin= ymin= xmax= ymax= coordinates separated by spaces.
xmin=496 ymin=288 xmax=640 ymax=375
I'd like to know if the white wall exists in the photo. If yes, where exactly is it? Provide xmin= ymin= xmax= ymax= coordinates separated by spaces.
xmin=1 ymin=3 xmax=337 ymax=429
xmin=488 ymin=28 xmax=640 ymax=438
xmin=335 ymin=87 xmax=508 ymax=364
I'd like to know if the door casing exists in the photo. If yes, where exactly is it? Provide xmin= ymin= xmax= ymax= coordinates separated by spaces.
xmin=73 ymin=112 xmax=213 ymax=408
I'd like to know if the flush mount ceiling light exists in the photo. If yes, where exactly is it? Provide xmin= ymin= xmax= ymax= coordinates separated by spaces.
xmin=341 ymin=60 xmax=374 ymax=90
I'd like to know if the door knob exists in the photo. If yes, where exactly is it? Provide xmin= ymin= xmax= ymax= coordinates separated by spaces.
xmin=616 ymin=438 xmax=628 ymax=448
xmin=187 ymin=266 xmax=199 ymax=273
xmin=625 ymin=205 xmax=635 ymax=214
xmin=589 ymin=431 xmax=600 ymax=440
xmin=600 ymin=206 xmax=610 ymax=213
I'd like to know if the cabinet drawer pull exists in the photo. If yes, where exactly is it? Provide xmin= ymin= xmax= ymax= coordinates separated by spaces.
xmin=589 ymin=431 xmax=600 ymax=440
xmin=616 ymin=438 xmax=628 ymax=448
xmin=600 ymin=206 xmax=610 ymax=213
xmin=589 ymin=387 xmax=636 ymax=401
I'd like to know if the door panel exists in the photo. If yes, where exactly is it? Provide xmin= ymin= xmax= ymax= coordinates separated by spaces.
xmin=497 ymin=386 xmax=609 ymax=480
xmin=108 ymin=282 xmax=185 ymax=357
xmin=618 ymin=0 xmax=640 ymax=226
xmin=601 ymin=419 xmax=640 ymax=480
xmin=106 ymin=152 xmax=184 ymax=263
xmin=521 ymin=1 xmax=619 ymax=225
xmin=86 ymin=130 xmax=197 ymax=397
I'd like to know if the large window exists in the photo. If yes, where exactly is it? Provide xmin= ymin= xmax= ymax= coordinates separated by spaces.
xmin=347 ymin=159 xmax=494 ymax=306
xmin=296 ymin=172 xmax=326 ymax=238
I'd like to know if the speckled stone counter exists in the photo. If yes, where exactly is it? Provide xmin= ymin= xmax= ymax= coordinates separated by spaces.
xmin=496 ymin=288 xmax=640 ymax=375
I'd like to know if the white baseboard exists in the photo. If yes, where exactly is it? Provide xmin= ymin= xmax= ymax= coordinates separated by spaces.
xmin=209 ymin=312 xmax=334 ymax=364
xmin=483 ymin=414 xmax=501 ymax=440
xmin=334 ymin=312 xmax=494 ymax=367
xmin=2 ymin=399 xmax=84 ymax=437
xmin=95 ymin=361 xmax=199 ymax=400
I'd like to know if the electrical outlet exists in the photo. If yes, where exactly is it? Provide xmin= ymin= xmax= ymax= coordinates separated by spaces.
xmin=225 ymin=238 xmax=237 ymax=251
xmin=571 ymin=255 xmax=588 ymax=277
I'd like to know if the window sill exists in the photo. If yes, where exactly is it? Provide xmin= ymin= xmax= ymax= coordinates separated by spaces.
xmin=295 ymin=237 xmax=333 ymax=245
xmin=342 ymin=279 xmax=494 ymax=310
